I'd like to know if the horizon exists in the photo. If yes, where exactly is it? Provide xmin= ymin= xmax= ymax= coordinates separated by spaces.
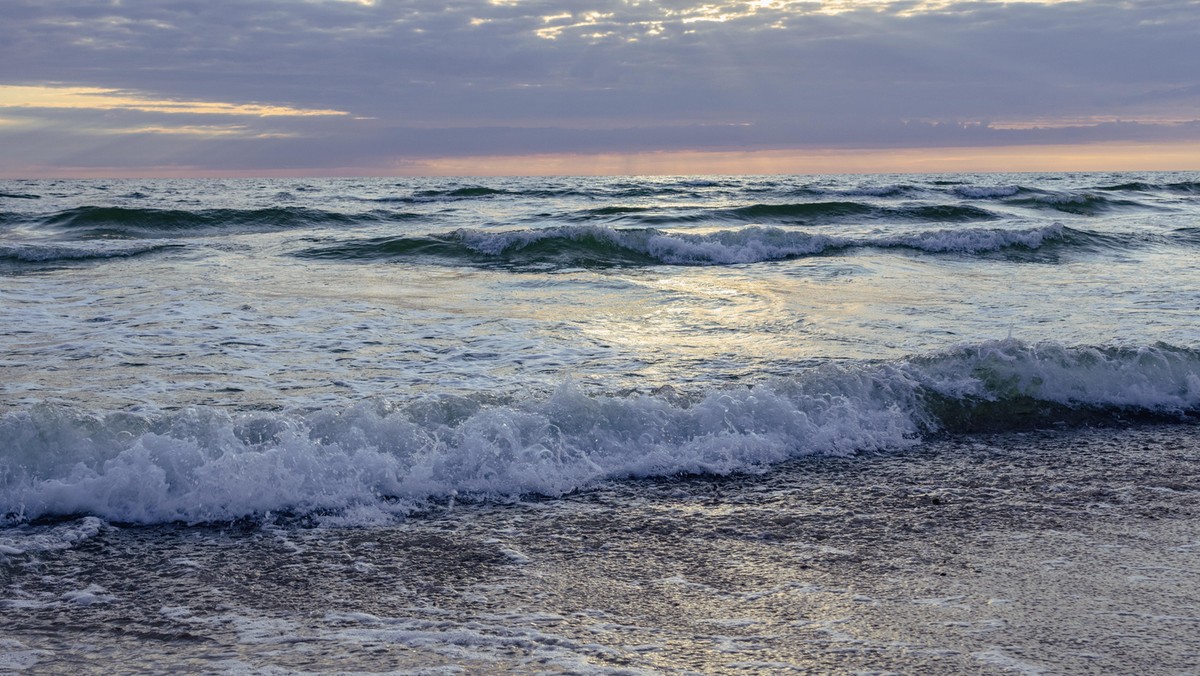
xmin=5 ymin=143 xmax=1200 ymax=180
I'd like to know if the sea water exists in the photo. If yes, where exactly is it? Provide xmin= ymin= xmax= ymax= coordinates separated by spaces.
xmin=1 ymin=173 xmax=1198 ymax=672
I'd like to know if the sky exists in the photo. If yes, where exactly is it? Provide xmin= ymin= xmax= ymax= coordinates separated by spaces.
xmin=1 ymin=0 xmax=1198 ymax=177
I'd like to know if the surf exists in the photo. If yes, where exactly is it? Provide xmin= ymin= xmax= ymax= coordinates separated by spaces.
xmin=3 ymin=339 xmax=1196 ymax=526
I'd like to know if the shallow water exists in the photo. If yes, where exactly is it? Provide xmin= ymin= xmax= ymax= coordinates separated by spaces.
xmin=3 ymin=425 xmax=1197 ymax=673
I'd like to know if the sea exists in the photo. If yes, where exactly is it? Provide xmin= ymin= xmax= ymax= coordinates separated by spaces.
xmin=1 ymin=172 xmax=1198 ymax=673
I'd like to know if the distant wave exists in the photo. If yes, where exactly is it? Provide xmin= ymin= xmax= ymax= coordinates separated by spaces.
xmin=580 ymin=201 xmax=1001 ymax=226
xmin=295 ymin=223 xmax=1073 ymax=268
xmin=415 ymin=187 xmax=508 ymax=198
xmin=1001 ymin=193 xmax=1159 ymax=215
xmin=951 ymin=185 xmax=1034 ymax=199
xmin=0 ymin=241 xmax=180 ymax=263
xmin=365 ymin=186 xmax=592 ymax=202
xmin=2 ymin=339 xmax=1196 ymax=526
xmin=1172 ymin=227 xmax=1200 ymax=246
xmin=26 ymin=206 xmax=423 ymax=238
xmin=0 ymin=192 xmax=41 ymax=200
xmin=354 ymin=180 xmax=1198 ymax=205
xmin=1095 ymin=180 xmax=1200 ymax=194
xmin=1164 ymin=181 xmax=1200 ymax=194
xmin=780 ymin=184 xmax=929 ymax=198
xmin=605 ymin=186 xmax=697 ymax=198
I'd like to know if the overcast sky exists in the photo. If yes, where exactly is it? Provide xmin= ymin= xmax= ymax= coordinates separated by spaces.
xmin=2 ymin=0 xmax=1198 ymax=176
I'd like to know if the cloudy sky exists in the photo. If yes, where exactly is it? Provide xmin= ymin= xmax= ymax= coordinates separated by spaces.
xmin=2 ymin=0 xmax=1198 ymax=176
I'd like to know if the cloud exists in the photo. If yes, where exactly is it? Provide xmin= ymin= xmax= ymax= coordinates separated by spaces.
xmin=1 ymin=0 xmax=1197 ymax=174
xmin=0 ymin=85 xmax=348 ymax=117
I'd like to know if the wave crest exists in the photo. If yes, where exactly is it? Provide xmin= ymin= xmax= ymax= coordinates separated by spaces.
xmin=0 ymin=241 xmax=180 ymax=263
xmin=29 ymin=206 xmax=420 ymax=238
xmin=296 ymin=223 xmax=1070 ymax=268
xmin=3 ymin=340 xmax=1196 ymax=526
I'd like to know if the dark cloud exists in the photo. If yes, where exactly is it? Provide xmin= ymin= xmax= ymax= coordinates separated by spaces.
xmin=1 ymin=0 xmax=1198 ymax=173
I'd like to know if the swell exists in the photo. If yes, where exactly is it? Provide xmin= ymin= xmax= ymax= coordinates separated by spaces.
xmin=364 ymin=187 xmax=513 ymax=203
xmin=1172 ymin=226 xmax=1200 ymax=246
xmin=1001 ymin=193 xmax=1161 ymax=215
xmin=359 ymin=180 xmax=1195 ymax=206
xmin=0 ymin=241 xmax=181 ymax=264
xmin=294 ymin=223 xmax=1083 ymax=268
xmin=24 ymin=206 xmax=423 ymax=239
xmin=2 ymin=339 xmax=1196 ymax=526
xmin=1094 ymin=180 xmax=1200 ymax=194
xmin=578 ymin=201 xmax=1000 ymax=226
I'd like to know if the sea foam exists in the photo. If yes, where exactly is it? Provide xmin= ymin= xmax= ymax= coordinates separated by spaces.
xmin=298 ymin=223 xmax=1070 ymax=268
xmin=2 ymin=340 xmax=1196 ymax=526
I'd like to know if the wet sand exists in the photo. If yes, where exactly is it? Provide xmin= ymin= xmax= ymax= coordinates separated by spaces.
xmin=3 ymin=424 xmax=1198 ymax=673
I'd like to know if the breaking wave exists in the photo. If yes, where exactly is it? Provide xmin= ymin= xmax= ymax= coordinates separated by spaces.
xmin=1001 ymin=193 xmax=1159 ymax=215
xmin=20 ymin=206 xmax=423 ymax=239
xmin=295 ymin=223 xmax=1075 ymax=268
xmin=0 ymin=241 xmax=181 ymax=264
xmin=2 ymin=340 xmax=1197 ymax=526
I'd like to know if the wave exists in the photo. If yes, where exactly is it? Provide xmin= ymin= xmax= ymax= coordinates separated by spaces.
xmin=609 ymin=201 xmax=1000 ymax=225
xmin=415 ymin=187 xmax=509 ymax=198
xmin=1002 ymin=193 xmax=1158 ymax=215
xmin=362 ymin=187 xmax=517 ymax=203
xmin=581 ymin=206 xmax=654 ymax=217
xmin=1095 ymin=181 xmax=1158 ymax=193
xmin=1095 ymin=180 xmax=1200 ymax=194
xmin=0 ymin=241 xmax=180 ymax=264
xmin=396 ymin=184 xmax=937 ymax=203
xmin=27 ymin=206 xmax=422 ymax=239
xmin=952 ymin=185 xmax=1033 ymax=199
xmin=838 ymin=184 xmax=927 ymax=198
xmin=781 ymin=185 xmax=928 ymax=199
xmin=606 ymin=186 xmax=697 ymax=198
xmin=2 ymin=340 xmax=1196 ymax=526
xmin=1172 ymin=227 xmax=1200 ymax=246
xmin=725 ymin=201 xmax=876 ymax=221
xmin=295 ymin=223 xmax=1071 ymax=268
xmin=1164 ymin=181 xmax=1200 ymax=194
xmin=0 ymin=192 xmax=41 ymax=200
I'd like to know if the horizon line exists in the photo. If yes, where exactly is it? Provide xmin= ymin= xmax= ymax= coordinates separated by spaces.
xmin=3 ymin=141 xmax=1199 ymax=180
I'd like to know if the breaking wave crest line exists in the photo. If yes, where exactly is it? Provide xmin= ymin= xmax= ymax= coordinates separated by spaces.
xmin=295 ymin=223 xmax=1073 ymax=268
xmin=2 ymin=340 xmax=1197 ymax=526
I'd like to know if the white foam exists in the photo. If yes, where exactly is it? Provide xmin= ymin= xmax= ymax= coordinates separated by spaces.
xmin=0 ymin=516 xmax=106 ymax=557
xmin=452 ymin=224 xmax=1064 ymax=266
xmin=61 ymin=584 xmax=117 ymax=606
xmin=0 ymin=639 xmax=51 ymax=671
xmin=953 ymin=185 xmax=1022 ymax=199
xmin=908 ymin=340 xmax=1200 ymax=411
xmin=0 ymin=368 xmax=922 ymax=524
xmin=877 ymin=223 xmax=1063 ymax=253
xmin=1 ymin=340 xmax=1197 ymax=526
xmin=454 ymin=224 xmax=840 ymax=264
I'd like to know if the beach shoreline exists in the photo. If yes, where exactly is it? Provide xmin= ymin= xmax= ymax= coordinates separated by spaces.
xmin=3 ymin=422 xmax=1197 ymax=673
